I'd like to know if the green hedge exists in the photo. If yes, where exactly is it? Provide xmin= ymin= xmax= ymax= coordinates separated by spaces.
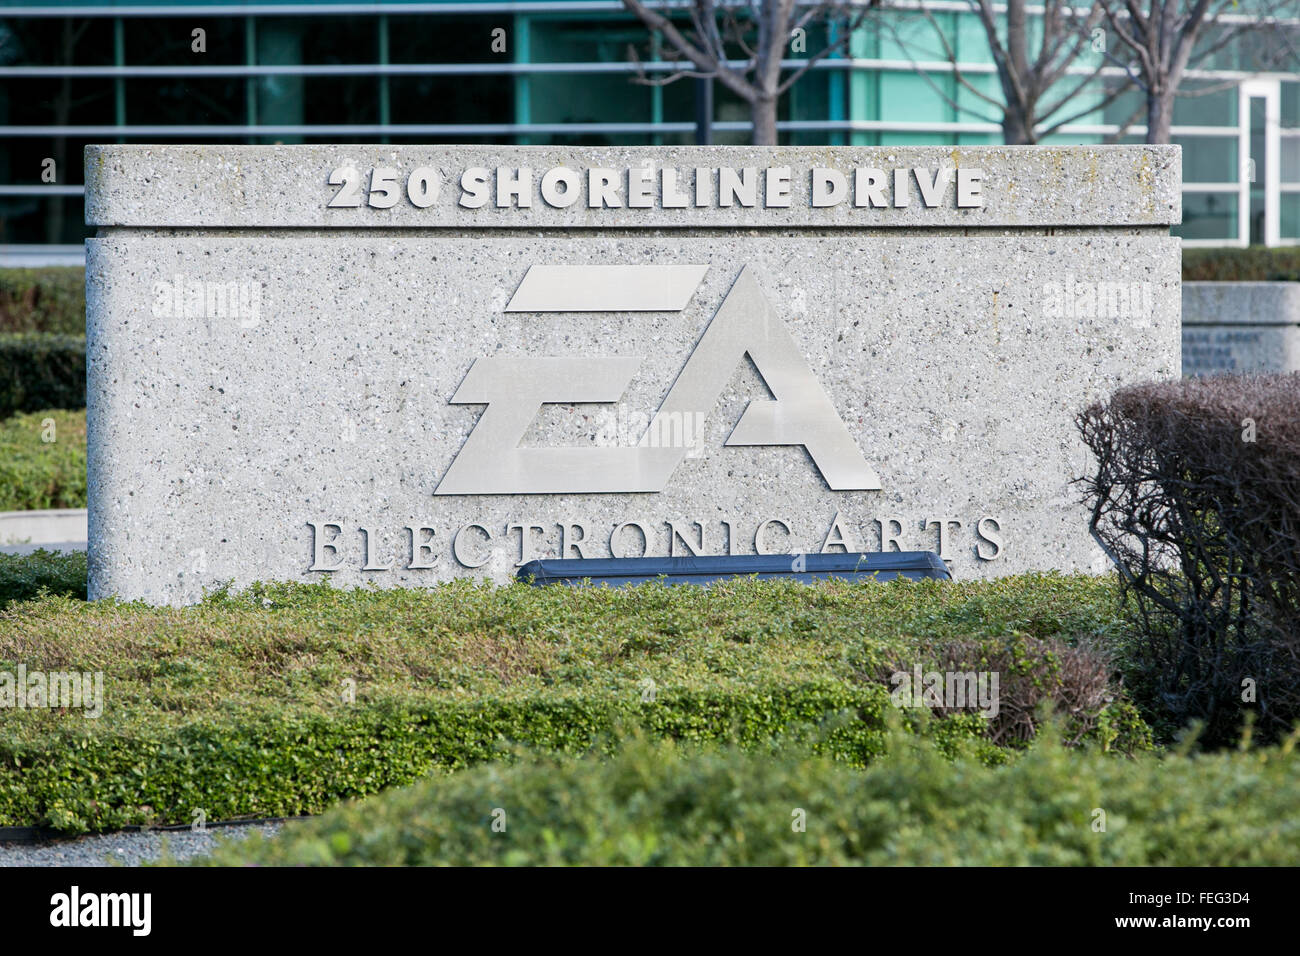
xmin=0 ymin=410 xmax=87 ymax=511
xmin=195 ymin=727 xmax=1300 ymax=866
xmin=0 ymin=550 xmax=86 ymax=607
xmin=0 ymin=573 xmax=1151 ymax=833
xmin=2 ymin=682 xmax=1004 ymax=834
xmin=0 ymin=334 xmax=85 ymax=418
xmin=0 ymin=268 xmax=84 ymax=335
xmin=1183 ymin=246 xmax=1300 ymax=282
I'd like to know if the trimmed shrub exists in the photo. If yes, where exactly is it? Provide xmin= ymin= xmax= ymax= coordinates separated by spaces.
xmin=0 ymin=268 xmax=84 ymax=335
xmin=1 ymin=681 xmax=996 ymax=834
xmin=193 ymin=728 xmax=1300 ymax=866
xmin=1183 ymin=246 xmax=1300 ymax=282
xmin=0 ymin=409 xmax=87 ymax=510
xmin=0 ymin=574 xmax=1151 ymax=832
xmin=0 ymin=334 xmax=86 ymax=418
xmin=1077 ymin=373 xmax=1300 ymax=746
xmin=0 ymin=550 xmax=87 ymax=608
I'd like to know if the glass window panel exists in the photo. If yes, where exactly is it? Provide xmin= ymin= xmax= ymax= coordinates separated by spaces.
xmin=788 ymin=66 xmax=832 ymax=124
xmin=1195 ymin=23 xmax=1245 ymax=72
xmin=955 ymin=11 xmax=995 ymax=66
xmin=880 ymin=72 xmax=952 ymax=124
xmin=124 ymin=77 xmax=245 ymax=126
xmin=257 ymin=16 xmax=375 ymax=65
xmin=388 ymin=76 xmax=511 ymax=126
xmin=1178 ymin=135 xmax=1238 ymax=183
xmin=1232 ymin=20 xmax=1300 ymax=74
xmin=1176 ymin=192 xmax=1238 ymax=242
xmin=529 ymin=71 xmax=651 ymax=125
xmin=1282 ymin=136 xmax=1300 ymax=183
xmin=954 ymin=72 xmax=1000 ymax=123
xmin=850 ymin=19 xmax=881 ymax=59
xmin=1283 ymin=82 xmax=1300 ymax=129
xmin=300 ymin=76 xmax=379 ymax=125
xmin=0 ymin=16 xmax=114 ymax=66
xmin=1 ymin=79 xmax=116 ymax=127
xmin=1281 ymin=193 xmax=1300 ymax=240
xmin=661 ymin=76 xmax=697 ymax=125
xmin=387 ymin=16 xmax=503 ymax=64
xmin=127 ymin=17 xmax=245 ymax=66
xmin=1249 ymin=96 xmax=1266 ymax=244
xmin=0 ymin=193 xmax=92 ymax=246
xmin=1172 ymin=85 xmax=1234 ymax=126
xmin=1102 ymin=87 xmax=1144 ymax=128
xmin=0 ymin=136 xmax=98 ymax=191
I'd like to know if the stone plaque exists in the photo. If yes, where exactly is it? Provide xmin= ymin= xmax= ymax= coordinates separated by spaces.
xmin=85 ymin=145 xmax=1181 ymax=604
xmin=1182 ymin=281 xmax=1300 ymax=376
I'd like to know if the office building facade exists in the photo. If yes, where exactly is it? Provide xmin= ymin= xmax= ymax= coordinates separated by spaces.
xmin=2 ymin=0 xmax=1297 ymax=260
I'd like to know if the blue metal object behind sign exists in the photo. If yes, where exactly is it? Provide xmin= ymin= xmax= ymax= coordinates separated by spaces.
xmin=517 ymin=551 xmax=951 ymax=587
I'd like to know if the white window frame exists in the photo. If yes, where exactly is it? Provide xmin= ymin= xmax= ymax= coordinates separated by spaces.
xmin=1239 ymin=78 xmax=1281 ymax=247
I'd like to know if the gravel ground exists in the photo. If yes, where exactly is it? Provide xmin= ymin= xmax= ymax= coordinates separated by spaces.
xmin=0 ymin=823 xmax=282 ymax=867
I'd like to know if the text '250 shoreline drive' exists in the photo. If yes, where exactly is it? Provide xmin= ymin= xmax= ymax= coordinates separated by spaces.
xmin=330 ymin=162 xmax=987 ymax=211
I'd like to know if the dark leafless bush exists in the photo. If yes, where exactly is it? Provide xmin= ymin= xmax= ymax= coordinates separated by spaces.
xmin=1076 ymin=373 xmax=1300 ymax=745
xmin=880 ymin=635 xmax=1120 ymax=748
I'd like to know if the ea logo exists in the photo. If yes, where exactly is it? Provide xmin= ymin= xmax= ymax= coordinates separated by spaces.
xmin=436 ymin=264 xmax=880 ymax=494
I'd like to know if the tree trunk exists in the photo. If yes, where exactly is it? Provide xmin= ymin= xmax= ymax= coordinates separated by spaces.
xmin=1006 ymin=0 xmax=1030 ymax=81
xmin=1002 ymin=111 xmax=1035 ymax=145
xmin=751 ymin=94 xmax=778 ymax=146
xmin=1146 ymin=89 xmax=1174 ymax=144
xmin=990 ymin=0 xmax=1034 ymax=145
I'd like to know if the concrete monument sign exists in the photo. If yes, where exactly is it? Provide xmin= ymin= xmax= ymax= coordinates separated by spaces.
xmin=85 ymin=145 xmax=1181 ymax=604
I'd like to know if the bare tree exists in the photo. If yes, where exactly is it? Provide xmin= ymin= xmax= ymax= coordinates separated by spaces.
xmin=1097 ymin=0 xmax=1298 ymax=143
xmin=883 ymin=0 xmax=1135 ymax=145
xmin=620 ymin=0 xmax=877 ymax=145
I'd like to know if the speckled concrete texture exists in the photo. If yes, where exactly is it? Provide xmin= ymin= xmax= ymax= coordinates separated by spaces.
xmin=85 ymin=145 xmax=1181 ymax=229
xmin=85 ymin=229 xmax=1180 ymax=603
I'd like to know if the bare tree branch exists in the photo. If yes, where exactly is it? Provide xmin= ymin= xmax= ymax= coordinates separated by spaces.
xmin=1096 ymin=0 xmax=1299 ymax=142
xmin=620 ymin=0 xmax=881 ymax=144
xmin=907 ymin=6 xmax=1008 ymax=112
xmin=622 ymin=0 xmax=757 ymax=101
xmin=881 ymin=0 xmax=1136 ymax=144
xmin=778 ymin=12 xmax=871 ymax=94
